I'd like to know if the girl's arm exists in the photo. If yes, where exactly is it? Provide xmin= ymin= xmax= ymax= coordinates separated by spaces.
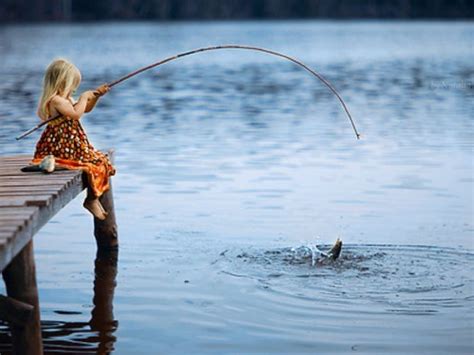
xmin=50 ymin=91 xmax=95 ymax=120
xmin=85 ymin=84 xmax=110 ymax=113
xmin=84 ymin=96 xmax=99 ymax=113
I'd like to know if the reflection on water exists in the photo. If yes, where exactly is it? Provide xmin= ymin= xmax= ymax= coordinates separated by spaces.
xmin=0 ymin=21 xmax=473 ymax=353
xmin=89 ymin=250 xmax=118 ymax=354
xmin=0 ymin=250 xmax=118 ymax=353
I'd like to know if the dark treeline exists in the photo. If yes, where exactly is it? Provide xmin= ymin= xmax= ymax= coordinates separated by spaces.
xmin=1 ymin=0 xmax=473 ymax=22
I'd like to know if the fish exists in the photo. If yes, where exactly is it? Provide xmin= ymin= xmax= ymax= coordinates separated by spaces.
xmin=326 ymin=238 xmax=343 ymax=260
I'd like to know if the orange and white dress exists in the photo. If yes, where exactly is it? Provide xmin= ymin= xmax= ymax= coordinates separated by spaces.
xmin=32 ymin=115 xmax=116 ymax=197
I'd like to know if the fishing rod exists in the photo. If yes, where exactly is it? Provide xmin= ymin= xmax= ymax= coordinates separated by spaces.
xmin=16 ymin=45 xmax=361 ymax=140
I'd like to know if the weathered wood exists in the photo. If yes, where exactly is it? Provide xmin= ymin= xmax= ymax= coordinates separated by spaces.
xmin=0 ymin=207 xmax=40 ymax=214
xmin=0 ymin=183 xmax=68 ymax=189
xmin=94 ymin=151 xmax=118 ymax=250
xmin=3 ymin=174 xmax=79 ymax=182
xmin=0 ymin=170 xmax=75 ymax=176
xmin=0 ymin=187 xmax=67 ymax=193
xmin=0 ymin=226 xmax=18 ymax=233
xmin=94 ymin=184 xmax=118 ymax=250
xmin=0 ymin=176 xmax=74 ymax=182
xmin=0 ymin=218 xmax=29 ymax=225
xmin=0 ymin=195 xmax=53 ymax=208
xmin=0 ymin=152 xmax=117 ymax=354
xmin=0 ymin=156 xmax=84 ymax=271
xmin=2 ymin=240 xmax=43 ymax=354
xmin=0 ymin=294 xmax=34 ymax=326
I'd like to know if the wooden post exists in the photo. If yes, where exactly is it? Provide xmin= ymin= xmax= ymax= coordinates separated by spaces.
xmin=2 ymin=240 xmax=43 ymax=355
xmin=94 ymin=150 xmax=118 ymax=251
xmin=94 ymin=183 xmax=118 ymax=250
xmin=0 ymin=294 xmax=34 ymax=326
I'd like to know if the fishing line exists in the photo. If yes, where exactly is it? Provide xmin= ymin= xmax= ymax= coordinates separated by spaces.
xmin=16 ymin=45 xmax=361 ymax=140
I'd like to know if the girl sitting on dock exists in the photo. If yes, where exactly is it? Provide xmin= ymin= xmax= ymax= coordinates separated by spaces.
xmin=32 ymin=58 xmax=115 ymax=220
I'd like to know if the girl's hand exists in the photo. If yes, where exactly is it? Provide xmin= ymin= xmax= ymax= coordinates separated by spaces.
xmin=93 ymin=84 xmax=110 ymax=97
xmin=80 ymin=90 xmax=96 ymax=100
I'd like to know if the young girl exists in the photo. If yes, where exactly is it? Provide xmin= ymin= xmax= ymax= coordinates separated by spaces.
xmin=32 ymin=58 xmax=115 ymax=220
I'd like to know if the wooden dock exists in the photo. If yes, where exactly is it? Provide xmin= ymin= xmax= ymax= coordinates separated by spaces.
xmin=0 ymin=154 xmax=117 ymax=354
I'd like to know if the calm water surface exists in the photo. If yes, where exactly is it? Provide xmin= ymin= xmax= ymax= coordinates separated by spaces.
xmin=0 ymin=21 xmax=473 ymax=354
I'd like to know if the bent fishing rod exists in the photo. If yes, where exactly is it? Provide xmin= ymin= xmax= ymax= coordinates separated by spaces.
xmin=16 ymin=45 xmax=361 ymax=140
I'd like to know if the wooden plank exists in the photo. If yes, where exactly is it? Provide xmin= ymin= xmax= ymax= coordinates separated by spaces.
xmin=0 ymin=179 xmax=77 ymax=185
xmin=0 ymin=179 xmax=81 ymax=191
xmin=0 ymin=156 xmax=31 ymax=160
xmin=0 ymin=186 xmax=68 ymax=192
xmin=0 ymin=191 xmax=60 ymax=196
xmin=0 ymin=155 xmax=87 ymax=271
xmin=0 ymin=215 xmax=36 ymax=222
xmin=0 ymin=153 xmax=118 ymax=354
xmin=0 ymin=191 xmax=61 ymax=198
xmin=0 ymin=165 xmax=27 ymax=168
xmin=0 ymin=169 xmax=25 ymax=174
xmin=0 ymin=187 xmax=64 ymax=193
xmin=0 ymin=187 xmax=66 ymax=194
xmin=0 ymin=184 xmax=66 ymax=189
xmin=0 ymin=169 xmax=78 ymax=173
xmin=0 ymin=186 xmax=71 ymax=192
xmin=0 ymin=173 xmax=82 ymax=183
xmin=0 ymin=241 xmax=13 ymax=249
xmin=0 ymin=234 xmax=17 ymax=243
xmin=0 ymin=233 xmax=13 ymax=241
xmin=0 ymin=153 xmax=107 ymax=271
xmin=0 ymin=221 xmax=27 ymax=231
xmin=0 ymin=160 xmax=28 ymax=164
xmin=0 ymin=175 xmax=75 ymax=181
xmin=0 ymin=172 xmax=77 ymax=177
xmin=0 ymin=219 xmax=24 ymax=231
xmin=0 ymin=210 xmax=24 ymax=219
xmin=0 ymin=226 xmax=19 ymax=233
xmin=0 ymin=172 xmax=72 ymax=177
xmin=0 ymin=174 xmax=77 ymax=179
xmin=0 ymin=170 xmax=80 ymax=176
xmin=0 ymin=182 xmax=72 ymax=189
xmin=0 ymin=162 xmax=28 ymax=165
xmin=13 ymin=172 xmax=80 ymax=178
xmin=0 ymin=201 xmax=29 ymax=207
xmin=0 ymin=190 xmax=61 ymax=197
xmin=0 ymin=157 xmax=31 ymax=161
xmin=0 ymin=159 xmax=29 ymax=162
xmin=0 ymin=196 xmax=52 ymax=208
xmin=0 ymin=207 xmax=39 ymax=215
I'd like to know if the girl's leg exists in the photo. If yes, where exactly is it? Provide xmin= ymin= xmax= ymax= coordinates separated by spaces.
xmin=96 ymin=196 xmax=108 ymax=215
xmin=83 ymin=188 xmax=108 ymax=220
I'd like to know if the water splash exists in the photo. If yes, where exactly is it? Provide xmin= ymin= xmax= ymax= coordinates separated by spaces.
xmin=220 ymin=244 xmax=474 ymax=308
xmin=289 ymin=244 xmax=329 ymax=266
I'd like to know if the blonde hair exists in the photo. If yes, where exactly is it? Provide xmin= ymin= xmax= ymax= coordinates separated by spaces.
xmin=38 ymin=58 xmax=81 ymax=120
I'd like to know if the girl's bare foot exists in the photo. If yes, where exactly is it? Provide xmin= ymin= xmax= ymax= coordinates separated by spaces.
xmin=97 ymin=199 xmax=109 ymax=217
xmin=83 ymin=197 xmax=107 ymax=220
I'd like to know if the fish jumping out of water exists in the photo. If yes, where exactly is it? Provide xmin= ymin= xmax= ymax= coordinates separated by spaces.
xmin=325 ymin=238 xmax=343 ymax=260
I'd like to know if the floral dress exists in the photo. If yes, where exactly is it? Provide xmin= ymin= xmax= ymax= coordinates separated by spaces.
xmin=32 ymin=115 xmax=116 ymax=197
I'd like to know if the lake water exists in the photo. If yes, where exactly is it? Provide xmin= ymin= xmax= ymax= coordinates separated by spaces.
xmin=0 ymin=21 xmax=473 ymax=354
